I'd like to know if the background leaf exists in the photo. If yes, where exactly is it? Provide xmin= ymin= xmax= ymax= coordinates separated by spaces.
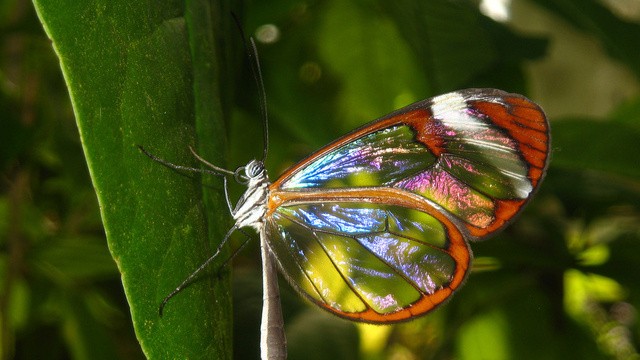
xmin=531 ymin=0 xmax=640 ymax=80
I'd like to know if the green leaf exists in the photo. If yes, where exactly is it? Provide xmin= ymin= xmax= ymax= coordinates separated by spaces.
xmin=611 ymin=94 xmax=640 ymax=129
xmin=286 ymin=310 xmax=359 ymax=360
xmin=380 ymin=0 xmax=547 ymax=93
xmin=315 ymin=1 xmax=428 ymax=129
xmin=33 ymin=237 xmax=119 ymax=281
xmin=551 ymin=119 xmax=640 ymax=180
xmin=255 ymin=0 xmax=548 ymax=157
xmin=32 ymin=0 xmax=232 ymax=358
xmin=61 ymin=294 xmax=120 ymax=360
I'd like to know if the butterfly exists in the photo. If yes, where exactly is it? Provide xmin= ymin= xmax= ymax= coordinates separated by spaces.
xmin=260 ymin=87 xmax=548 ymax=317
xmin=150 ymin=87 xmax=549 ymax=360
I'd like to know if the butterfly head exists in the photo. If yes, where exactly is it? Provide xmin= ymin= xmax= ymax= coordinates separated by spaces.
xmin=234 ymin=159 xmax=268 ymax=185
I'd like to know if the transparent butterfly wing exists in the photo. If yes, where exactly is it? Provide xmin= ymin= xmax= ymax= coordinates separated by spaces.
xmin=273 ymin=89 xmax=550 ymax=238
xmin=266 ymin=88 xmax=550 ymax=321
xmin=264 ymin=200 xmax=469 ymax=322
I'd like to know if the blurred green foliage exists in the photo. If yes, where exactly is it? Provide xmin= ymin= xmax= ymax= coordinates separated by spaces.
xmin=1 ymin=0 xmax=639 ymax=359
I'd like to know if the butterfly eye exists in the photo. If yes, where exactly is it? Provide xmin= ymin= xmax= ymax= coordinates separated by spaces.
xmin=246 ymin=160 xmax=265 ymax=179
xmin=234 ymin=160 xmax=265 ymax=184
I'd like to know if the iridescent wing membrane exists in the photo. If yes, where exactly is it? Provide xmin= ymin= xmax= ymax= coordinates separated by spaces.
xmin=265 ymin=88 xmax=550 ymax=322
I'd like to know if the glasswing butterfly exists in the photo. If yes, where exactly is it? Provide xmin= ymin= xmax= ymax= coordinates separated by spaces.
xmin=144 ymin=38 xmax=550 ymax=358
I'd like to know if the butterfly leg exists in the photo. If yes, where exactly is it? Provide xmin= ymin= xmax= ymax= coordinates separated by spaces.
xmin=159 ymin=224 xmax=238 ymax=316
xmin=223 ymin=176 xmax=234 ymax=215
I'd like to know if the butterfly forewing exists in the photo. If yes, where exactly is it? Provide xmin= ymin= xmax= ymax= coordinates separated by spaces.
xmin=280 ymin=125 xmax=437 ymax=189
xmin=265 ymin=88 xmax=550 ymax=322
xmin=272 ymin=89 xmax=549 ymax=238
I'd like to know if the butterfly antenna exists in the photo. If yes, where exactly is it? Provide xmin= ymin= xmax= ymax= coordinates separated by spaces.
xmin=251 ymin=38 xmax=269 ymax=163
xmin=231 ymin=13 xmax=270 ymax=163
xmin=188 ymin=145 xmax=235 ymax=176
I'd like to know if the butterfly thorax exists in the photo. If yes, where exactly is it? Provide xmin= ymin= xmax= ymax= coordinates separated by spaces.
xmin=232 ymin=159 xmax=270 ymax=231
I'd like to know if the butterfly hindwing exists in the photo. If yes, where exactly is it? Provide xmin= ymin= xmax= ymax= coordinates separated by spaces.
xmin=265 ymin=197 xmax=469 ymax=322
